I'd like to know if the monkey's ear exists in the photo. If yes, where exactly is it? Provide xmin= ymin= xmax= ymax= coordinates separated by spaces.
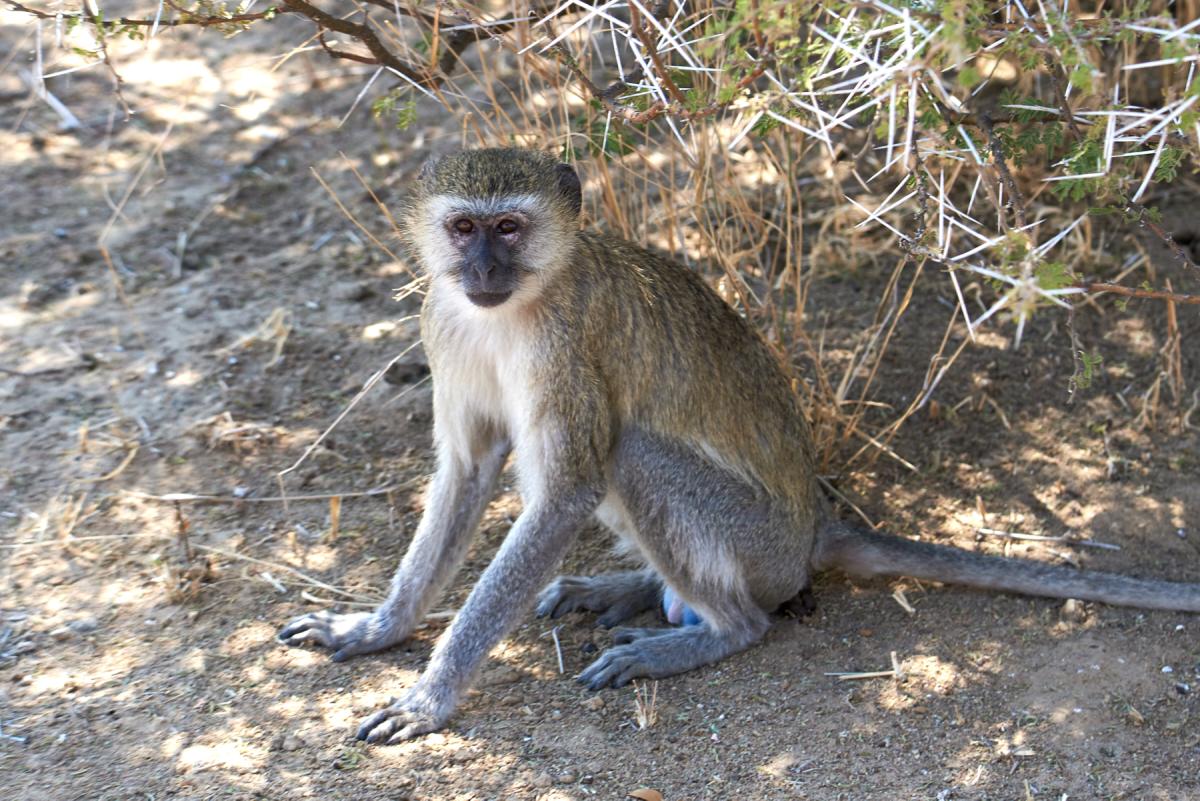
xmin=419 ymin=155 xmax=441 ymax=184
xmin=555 ymin=162 xmax=582 ymax=217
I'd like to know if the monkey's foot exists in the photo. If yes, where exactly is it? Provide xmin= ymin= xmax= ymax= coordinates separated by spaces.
xmin=277 ymin=610 xmax=406 ymax=662
xmin=578 ymin=622 xmax=767 ymax=689
xmin=356 ymin=687 xmax=451 ymax=745
xmin=537 ymin=570 xmax=661 ymax=628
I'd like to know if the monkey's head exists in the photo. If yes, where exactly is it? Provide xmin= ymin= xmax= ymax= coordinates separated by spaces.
xmin=406 ymin=148 xmax=583 ymax=310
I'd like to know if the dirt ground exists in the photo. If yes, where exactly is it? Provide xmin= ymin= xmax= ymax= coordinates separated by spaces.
xmin=2 ymin=14 xmax=1199 ymax=801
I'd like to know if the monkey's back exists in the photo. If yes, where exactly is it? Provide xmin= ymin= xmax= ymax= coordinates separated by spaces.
xmin=552 ymin=232 xmax=825 ymax=527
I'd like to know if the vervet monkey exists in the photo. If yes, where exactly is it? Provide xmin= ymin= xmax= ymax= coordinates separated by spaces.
xmin=279 ymin=148 xmax=1200 ymax=744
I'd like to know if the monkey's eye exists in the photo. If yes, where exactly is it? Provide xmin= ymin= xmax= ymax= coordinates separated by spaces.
xmin=453 ymin=219 xmax=475 ymax=234
xmin=495 ymin=219 xmax=519 ymax=235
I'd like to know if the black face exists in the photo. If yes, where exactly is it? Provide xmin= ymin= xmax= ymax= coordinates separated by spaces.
xmin=446 ymin=212 xmax=527 ymax=308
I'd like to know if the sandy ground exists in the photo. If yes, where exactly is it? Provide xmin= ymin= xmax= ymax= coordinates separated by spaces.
xmin=2 ymin=11 xmax=1199 ymax=801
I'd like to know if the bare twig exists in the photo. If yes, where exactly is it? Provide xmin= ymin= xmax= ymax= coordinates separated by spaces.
xmin=1082 ymin=282 xmax=1200 ymax=305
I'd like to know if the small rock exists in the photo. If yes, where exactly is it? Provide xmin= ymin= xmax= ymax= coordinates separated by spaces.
xmin=555 ymin=770 xmax=577 ymax=785
xmin=11 ymin=640 xmax=36 ymax=655
xmin=50 ymin=626 xmax=75 ymax=641
xmin=583 ymin=760 xmax=604 ymax=776
xmin=1162 ymin=665 xmax=1174 ymax=674
xmin=281 ymin=734 xmax=304 ymax=752
xmin=334 ymin=281 xmax=376 ymax=302
xmin=582 ymin=696 xmax=605 ymax=711
xmin=479 ymin=665 xmax=521 ymax=688
xmin=69 ymin=616 xmax=98 ymax=634
xmin=1176 ymin=683 xmax=1191 ymax=696
xmin=1059 ymin=599 xmax=1086 ymax=623
xmin=383 ymin=359 xmax=430 ymax=387
xmin=447 ymin=748 xmax=478 ymax=765
xmin=533 ymin=772 xmax=553 ymax=789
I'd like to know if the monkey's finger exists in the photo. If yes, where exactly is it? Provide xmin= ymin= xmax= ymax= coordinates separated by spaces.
xmin=278 ymin=620 xmax=340 ymax=647
xmin=356 ymin=708 xmax=402 ymax=743
xmin=277 ymin=625 xmax=330 ymax=647
xmin=277 ymin=612 xmax=334 ymax=642
xmin=389 ymin=716 xmax=438 ymax=744
xmin=331 ymin=641 xmax=374 ymax=662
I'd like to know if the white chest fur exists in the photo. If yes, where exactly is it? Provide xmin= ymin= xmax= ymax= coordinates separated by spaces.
xmin=429 ymin=294 xmax=538 ymax=472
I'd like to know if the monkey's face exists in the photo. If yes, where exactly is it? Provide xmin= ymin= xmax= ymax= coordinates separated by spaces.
xmin=441 ymin=208 xmax=529 ymax=308
xmin=408 ymin=150 xmax=583 ymax=311
xmin=415 ymin=194 xmax=574 ymax=312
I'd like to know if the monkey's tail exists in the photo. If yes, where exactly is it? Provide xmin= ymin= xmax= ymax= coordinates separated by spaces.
xmin=813 ymin=521 xmax=1200 ymax=613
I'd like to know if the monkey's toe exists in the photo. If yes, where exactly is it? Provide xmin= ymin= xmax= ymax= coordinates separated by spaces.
xmin=577 ymin=643 xmax=655 ymax=689
xmin=609 ymin=626 xmax=670 ymax=645
xmin=536 ymin=576 xmax=589 ymax=619
xmin=536 ymin=572 xmax=660 ymax=626
xmin=580 ymin=622 xmax=768 ymax=689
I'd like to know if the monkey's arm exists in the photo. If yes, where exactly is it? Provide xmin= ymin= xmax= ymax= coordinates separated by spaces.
xmin=278 ymin=437 xmax=510 ymax=660
xmin=356 ymin=482 xmax=604 ymax=743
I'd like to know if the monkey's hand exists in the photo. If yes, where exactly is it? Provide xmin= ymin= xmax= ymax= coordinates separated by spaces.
xmin=355 ymin=683 xmax=454 ymax=745
xmin=277 ymin=610 xmax=407 ymax=662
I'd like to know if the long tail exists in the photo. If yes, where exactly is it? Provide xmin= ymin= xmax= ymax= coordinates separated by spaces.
xmin=813 ymin=522 xmax=1200 ymax=612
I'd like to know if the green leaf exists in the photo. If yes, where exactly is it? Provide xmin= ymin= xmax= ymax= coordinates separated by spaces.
xmin=1035 ymin=261 xmax=1073 ymax=291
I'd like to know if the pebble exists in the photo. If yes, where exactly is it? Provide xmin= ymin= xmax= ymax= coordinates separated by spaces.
xmin=50 ymin=626 xmax=75 ymax=641
xmin=533 ymin=772 xmax=553 ymax=789
xmin=582 ymin=696 xmax=605 ymax=711
xmin=1059 ymin=598 xmax=1086 ymax=623
xmin=555 ymin=770 xmax=578 ymax=784
xmin=334 ymin=281 xmax=376 ymax=302
xmin=479 ymin=665 xmax=521 ymax=687
xmin=11 ymin=640 xmax=36 ymax=655
xmin=281 ymin=735 xmax=304 ymax=751
xmin=69 ymin=617 xmax=99 ymax=634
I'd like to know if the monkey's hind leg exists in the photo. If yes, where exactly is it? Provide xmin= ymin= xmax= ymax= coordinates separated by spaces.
xmin=576 ymin=429 xmax=802 ymax=688
xmin=536 ymin=569 xmax=662 ymax=628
